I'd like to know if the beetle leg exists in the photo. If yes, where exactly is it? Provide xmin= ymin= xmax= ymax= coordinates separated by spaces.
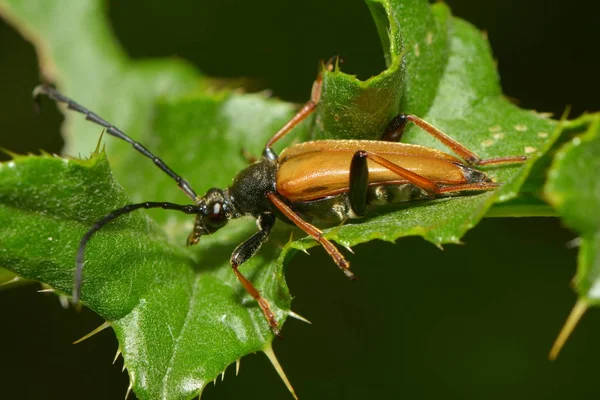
xmin=352 ymin=150 xmax=501 ymax=199
xmin=263 ymin=85 xmax=321 ymax=160
xmin=230 ymin=213 xmax=282 ymax=335
xmin=267 ymin=193 xmax=355 ymax=280
xmin=263 ymin=57 xmax=340 ymax=159
xmin=380 ymin=114 xmax=410 ymax=142
xmin=349 ymin=151 xmax=369 ymax=216
xmin=437 ymin=182 xmax=500 ymax=194
xmin=380 ymin=114 xmax=527 ymax=166
xmin=357 ymin=150 xmax=441 ymax=194
xmin=349 ymin=147 xmax=440 ymax=216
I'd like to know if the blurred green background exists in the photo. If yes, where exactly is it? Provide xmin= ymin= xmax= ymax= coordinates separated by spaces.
xmin=1 ymin=0 xmax=599 ymax=399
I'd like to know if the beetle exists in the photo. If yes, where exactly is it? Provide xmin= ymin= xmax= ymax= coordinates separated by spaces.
xmin=34 ymin=67 xmax=526 ymax=335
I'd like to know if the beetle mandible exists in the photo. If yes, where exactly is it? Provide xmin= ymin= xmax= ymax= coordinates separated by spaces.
xmin=34 ymin=63 xmax=526 ymax=335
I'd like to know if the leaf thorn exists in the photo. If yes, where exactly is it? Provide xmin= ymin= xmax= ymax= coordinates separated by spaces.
xmin=125 ymin=381 xmax=132 ymax=400
xmin=73 ymin=321 xmax=111 ymax=344
xmin=0 ymin=276 xmax=22 ymax=287
xmin=288 ymin=310 xmax=312 ymax=325
xmin=263 ymin=345 xmax=298 ymax=400
xmin=37 ymin=288 xmax=55 ymax=293
xmin=341 ymin=243 xmax=354 ymax=254
xmin=57 ymin=294 xmax=70 ymax=309
xmin=221 ymin=369 xmax=225 ymax=382
xmin=565 ymin=237 xmax=581 ymax=249
xmin=113 ymin=348 xmax=122 ymax=365
xmin=549 ymin=298 xmax=588 ymax=360
xmin=236 ymin=358 xmax=241 ymax=376
xmin=94 ymin=129 xmax=106 ymax=155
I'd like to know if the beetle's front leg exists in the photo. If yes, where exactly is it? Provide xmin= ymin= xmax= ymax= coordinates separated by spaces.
xmin=230 ymin=213 xmax=282 ymax=335
xmin=267 ymin=193 xmax=355 ymax=280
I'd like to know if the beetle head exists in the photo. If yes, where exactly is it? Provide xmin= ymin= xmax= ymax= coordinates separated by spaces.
xmin=187 ymin=188 xmax=232 ymax=245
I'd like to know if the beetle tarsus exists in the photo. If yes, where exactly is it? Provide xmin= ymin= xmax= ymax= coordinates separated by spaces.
xmin=232 ymin=259 xmax=282 ymax=337
xmin=476 ymin=155 xmax=529 ymax=166
xmin=258 ymin=297 xmax=282 ymax=337
xmin=343 ymin=268 xmax=356 ymax=280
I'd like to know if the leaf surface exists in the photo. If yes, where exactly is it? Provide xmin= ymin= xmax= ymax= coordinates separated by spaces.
xmin=544 ymin=114 xmax=600 ymax=355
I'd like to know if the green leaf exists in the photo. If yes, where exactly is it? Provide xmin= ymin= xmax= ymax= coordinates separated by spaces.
xmin=316 ymin=1 xmax=451 ymax=139
xmin=0 ymin=136 xmax=291 ymax=400
xmin=0 ymin=0 xmax=301 ymax=397
xmin=285 ymin=6 xmax=558 ymax=257
xmin=543 ymin=113 xmax=600 ymax=358
xmin=0 ymin=0 xmax=564 ymax=399
xmin=0 ymin=0 xmax=202 ymax=200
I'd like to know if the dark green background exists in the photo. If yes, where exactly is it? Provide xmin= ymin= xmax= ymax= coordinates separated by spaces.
xmin=1 ymin=1 xmax=599 ymax=399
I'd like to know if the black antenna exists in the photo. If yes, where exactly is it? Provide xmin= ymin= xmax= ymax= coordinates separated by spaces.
xmin=74 ymin=201 xmax=200 ymax=303
xmin=33 ymin=85 xmax=198 ymax=201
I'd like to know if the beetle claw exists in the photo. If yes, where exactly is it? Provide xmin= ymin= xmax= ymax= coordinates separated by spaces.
xmin=344 ymin=269 xmax=357 ymax=280
xmin=258 ymin=297 xmax=282 ymax=337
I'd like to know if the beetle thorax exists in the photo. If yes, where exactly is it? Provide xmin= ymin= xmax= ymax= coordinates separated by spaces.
xmin=229 ymin=159 xmax=277 ymax=216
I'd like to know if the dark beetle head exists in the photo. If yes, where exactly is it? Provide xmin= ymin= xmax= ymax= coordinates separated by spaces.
xmin=187 ymin=188 xmax=232 ymax=245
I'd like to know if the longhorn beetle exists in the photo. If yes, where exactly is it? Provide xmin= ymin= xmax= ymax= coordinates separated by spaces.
xmin=34 ymin=64 xmax=526 ymax=335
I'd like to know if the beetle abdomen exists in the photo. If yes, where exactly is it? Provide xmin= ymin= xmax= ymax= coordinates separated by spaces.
xmin=288 ymin=183 xmax=429 ymax=224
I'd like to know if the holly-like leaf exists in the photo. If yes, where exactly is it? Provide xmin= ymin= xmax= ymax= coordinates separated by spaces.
xmin=0 ymin=93 xmax=299 ymax=399
xmin=287 ymin=5 xmax=558 ymax=257
xmin=0 ymin=0 xmax=564 ymax=399
xmin=544 ymin=113 xmax=600 ymax=358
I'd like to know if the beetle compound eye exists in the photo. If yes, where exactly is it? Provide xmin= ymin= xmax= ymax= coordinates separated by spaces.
xmin=206 ymin=202 xmax=226 ymax=228
xmin=211 ymin=202 xmax=223 ymax=219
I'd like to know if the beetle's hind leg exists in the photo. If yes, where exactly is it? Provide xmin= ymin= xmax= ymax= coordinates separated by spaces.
xmin=230 ymin=213 xmax=282 ymax=335
xmin=267 ymin=193 xmax=355 ymax=280
xmin=380 ymin=114 xmax=528 ymax=166
xmin=348 ymin=150 xmax=499 ymax=213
